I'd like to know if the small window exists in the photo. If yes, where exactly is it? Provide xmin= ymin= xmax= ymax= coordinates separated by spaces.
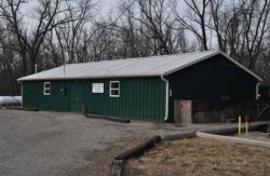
xmin=43 ymin=82 xmax=51 ymax=95
xmin=110 ymin=81 xmax=120 ymax=97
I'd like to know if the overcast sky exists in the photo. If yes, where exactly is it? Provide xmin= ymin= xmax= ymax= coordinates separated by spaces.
xmin=98 ymin=0 xmax=120 ymax=16
xmin=21 ymin=0 xmax=121 ymax=27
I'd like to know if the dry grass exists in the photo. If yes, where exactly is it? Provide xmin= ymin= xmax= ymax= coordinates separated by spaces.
xmin=124 ymin=138 xmax=270 ymax=176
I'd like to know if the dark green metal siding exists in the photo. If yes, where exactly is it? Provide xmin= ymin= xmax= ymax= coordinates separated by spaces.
xmin=167 ymin=54 xmax=259 ymax=120
xmin=84 ymin=78 xmax=165 ymax=121
xmin=167 ymin=54 xmax=258 ymax=101
xmin=23 ymin=81 xmax=70 ymax=111
xmin=259 ymin=86 xmax=270 ymax=100
xmin=22 ymin=77 xmax=166 ymax=121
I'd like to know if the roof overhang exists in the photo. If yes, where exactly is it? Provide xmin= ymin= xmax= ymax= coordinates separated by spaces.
xmin=17 ymin=74 xmax=161 ymax=82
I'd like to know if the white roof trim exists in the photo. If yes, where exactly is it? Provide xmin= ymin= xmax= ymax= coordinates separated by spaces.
xmin=218 ymin=51 xmax=263 ymax=82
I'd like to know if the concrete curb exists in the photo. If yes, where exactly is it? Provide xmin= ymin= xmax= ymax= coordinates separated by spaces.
xmin=197 ymin=131 xmax=270 ymax=148
xmin=200 ymin=121 xmax=270 ymax=135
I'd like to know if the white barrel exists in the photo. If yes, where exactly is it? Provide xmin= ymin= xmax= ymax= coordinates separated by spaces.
xmin=0 ymin=96 xmax=22 ymax=105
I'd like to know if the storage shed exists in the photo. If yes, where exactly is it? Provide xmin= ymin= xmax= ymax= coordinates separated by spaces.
xmin=18 ymin=50 xmax=262 ymax=122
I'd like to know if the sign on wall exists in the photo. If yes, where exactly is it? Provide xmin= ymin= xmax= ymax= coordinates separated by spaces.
xmin=92 ymin=83 xmax=104 ymax=93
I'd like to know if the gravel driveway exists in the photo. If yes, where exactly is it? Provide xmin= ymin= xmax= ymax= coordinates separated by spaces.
xmin=0 ymin=109 xmax=184 ymax=176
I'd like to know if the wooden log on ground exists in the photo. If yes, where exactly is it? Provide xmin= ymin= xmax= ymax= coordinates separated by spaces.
xmin=85 ymin=113 xmax=130 ymax=123
xmin=115 ymin=135 xmax=161 ymax=160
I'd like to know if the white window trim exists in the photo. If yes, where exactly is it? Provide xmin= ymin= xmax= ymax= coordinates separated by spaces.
xmin=109 ymin=81 xmax=120 ymax=97
xmin=43 ymin=82 xmax=51 ymax=95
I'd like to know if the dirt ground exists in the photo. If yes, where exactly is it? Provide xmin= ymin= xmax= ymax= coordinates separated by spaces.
xmin=124 ymin=138 xmax=270 ymax=176
xmin=1 ymin=109 xmax=269 ymax=176
xmin=0 ymin=109 xmax=191 ymax=176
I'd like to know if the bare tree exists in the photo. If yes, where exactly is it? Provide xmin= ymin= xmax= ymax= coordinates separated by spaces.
xmin=0 ymin=0 xmax=72 ymax=74
xmin=174 ymin=0 xmax=210 ymax=51
xmin=120 ymin=0 xmax=179 ymax=55
xmin=54 ymin=0 xmax=96 ymax=63
xmin=0 ymin=25 xmax=21 ymax=94
xmin=241 ymin=0 xmax=270 ymax=70
xmin=209 ymin=0 xmax=226 ymax=51
xmin=0 ymin=0 xmax=29 ymax=75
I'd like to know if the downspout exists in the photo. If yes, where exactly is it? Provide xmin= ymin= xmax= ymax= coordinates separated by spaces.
xmin=21 ymin=83 xmax=23 ymax=108
xmin=256 ymin=82 xmax=261 ymax=100
xmin=161 ymin=74 xmax=169 ymax=121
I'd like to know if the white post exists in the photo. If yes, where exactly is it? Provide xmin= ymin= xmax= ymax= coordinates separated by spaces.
xmin=34 ymin=64 xmax=38 ymax=73
xmin=238 ymin=116 xmax=241 ymax=135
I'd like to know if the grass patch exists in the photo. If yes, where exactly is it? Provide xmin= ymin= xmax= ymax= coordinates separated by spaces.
xmin=124 ymin=138 xmax=270 ymax=176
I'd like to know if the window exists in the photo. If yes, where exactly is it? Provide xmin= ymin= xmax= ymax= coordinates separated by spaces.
xmin=43 ymin=82 xmax=51 ymax=95
xmin=92 ymin=83 xmax=104 ymax=93
xmin=110 ymin=81 xmax=120 ymax=97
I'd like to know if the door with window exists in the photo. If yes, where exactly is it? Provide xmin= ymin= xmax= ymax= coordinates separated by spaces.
xmin=70 ymin=81 xmax=84 ymax=112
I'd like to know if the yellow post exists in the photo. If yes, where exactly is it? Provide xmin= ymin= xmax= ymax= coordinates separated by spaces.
xmin=238 ymin=116 xmax=241 ymax=135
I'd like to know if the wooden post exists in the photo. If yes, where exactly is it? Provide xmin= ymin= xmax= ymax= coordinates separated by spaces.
xmin=174 ymin=100 xmax=192 ymax=126
xmin=246 ymin=121 xmax=249 ymax=135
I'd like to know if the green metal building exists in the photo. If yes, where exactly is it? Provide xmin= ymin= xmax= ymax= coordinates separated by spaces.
xmin=18 ymin=50 xmax=262 ymax=122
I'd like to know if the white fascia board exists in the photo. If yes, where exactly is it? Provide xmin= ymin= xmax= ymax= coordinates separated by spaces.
xmin=218 ymin=50 xmax=263 ymax=82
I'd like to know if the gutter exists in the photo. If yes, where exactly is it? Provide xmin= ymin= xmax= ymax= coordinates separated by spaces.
xmin=256 ymin=82 xmax=261 ymax=100
xmin=161 ymin=74 xmax=169 ymax=121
